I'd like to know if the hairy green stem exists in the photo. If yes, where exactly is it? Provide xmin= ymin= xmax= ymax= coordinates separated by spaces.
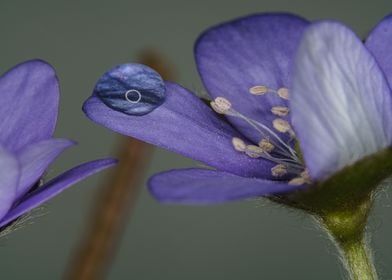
xmin=273 ymin=149 xmax=392 ymax=279
xmin=319 ymin=200 xmax=377 ymax=280
xmin=338 ymin=238 xmax=377 ymax=280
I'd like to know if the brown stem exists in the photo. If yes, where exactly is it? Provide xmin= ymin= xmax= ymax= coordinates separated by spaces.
xmin=65 ymin=137 xmax=151 ymax=280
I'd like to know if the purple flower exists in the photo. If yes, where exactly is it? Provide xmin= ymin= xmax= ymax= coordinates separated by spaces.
xmin=83 ymin=13 xmax=392 ymax=204
xmin=0 ymin=60 xmax=116 ymax=229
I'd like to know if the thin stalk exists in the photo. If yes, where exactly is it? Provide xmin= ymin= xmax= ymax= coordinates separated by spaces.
xmin=338 ymin=238 xmax=377 ymax=280
xmin=65 ymin=137 xmax=151 ymax=280
xmin=318 ymin=198 xmax=377 ymax=280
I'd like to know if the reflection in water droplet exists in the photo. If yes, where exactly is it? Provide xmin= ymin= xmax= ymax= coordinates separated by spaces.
xmin=94 ymin=63 xmax=166 ymax=116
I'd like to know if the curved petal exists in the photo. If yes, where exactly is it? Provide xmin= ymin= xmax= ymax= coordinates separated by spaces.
xmin=0 ymin=158 xmax=117 ymax=227
xmin=148 ymin=168 xmax=297 ymax=204
xmin=84 ymin=82 xmax=276 ymax=178
xmin=195 ymin=13 xmax=309 ymax=144
xmin=16 ymin=138 xmax=75 ymax=198
xmin=0 ymin=60 xmax=59 ymax=152
xmin=366 ymin=14 xmax=392 ymax=87
xmin=291 ymin=21 xmax=392 ymax=180
xmin=0 ymin=146 xmax=19 ymax=220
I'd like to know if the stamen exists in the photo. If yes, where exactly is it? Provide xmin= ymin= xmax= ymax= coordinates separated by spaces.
xmin=271 ymin=164 xmax=287 ymax=177
xmin=288 ymin=177 xmax=306 ymax=185
xmin=300 ymin=169 xmax=308 ymax=177
xmin=232 ymin=137 xmax=246 ymax=152
xmin=258 ymin=138 xmax=274 ymax=153
xmin=245 ymin=145 xmax=264 ymax=158
xmin=300 ymin=169 xmax=311 ymax=183
xmin=209 ymin=94 xmax=304 ymax=176
xmin=271 ymin=106 xmax=289 ymax=117
xmin=288 ymin=169 xmax=311 ymax=185
xmin=235 ymin=112 xmax=299 ymax=161
xmin=289 ymin=129 xmax=296 ymax=138
xmin=273 ymin=118 xmax=291 ymax=133
xmin=210 ymin=97 xmax=232 ymax=114
xmin=229 ymin=109 xmax=294 ymax=154
xmin=249 ymin=85 xmax=269 ymax=95
xmin=277 ymin=87 xmax=289 ymax=100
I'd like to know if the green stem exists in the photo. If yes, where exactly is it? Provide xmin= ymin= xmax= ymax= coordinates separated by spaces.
xmin=318 ymin=199 xmax=378 ymax=280
xmin=338 ymin=238 xmax=377 ymax=280
xmin=273 ymin=149 xmax=392 ymax=279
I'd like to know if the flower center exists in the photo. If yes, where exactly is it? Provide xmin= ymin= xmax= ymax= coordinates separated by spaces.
xmin=210 ymin=85 xmax=310 ymax=185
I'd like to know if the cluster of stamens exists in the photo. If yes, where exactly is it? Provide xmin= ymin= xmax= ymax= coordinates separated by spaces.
xmin=210 ymin=85 xmax=310 ymax=186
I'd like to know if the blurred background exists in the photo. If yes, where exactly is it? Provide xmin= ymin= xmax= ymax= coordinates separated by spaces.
xmin=1 ymin=0 xmax=392 ymax=279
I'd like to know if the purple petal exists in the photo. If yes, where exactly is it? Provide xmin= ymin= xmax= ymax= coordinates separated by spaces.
xmin=84 ymin=82 xmax=276 ymax=178
xmin=366 ymin=14 xmax=392 ymax=87
xmin=0 ymin=146 xmax=19 ymax=220
xmin=0 ymin=158 xmax=116 ymax=227
xmin=291 ymin=21 xmax=392 ymax=180
xmin=149 ymin=168 xmax=297 ymax=204
xmin=0 ymin=60 xmax=59 ymax=152
xmin=16 ymin=138 xmax=75 ymax=198
xmin=195 ymin=13 xmax=308 ymax=144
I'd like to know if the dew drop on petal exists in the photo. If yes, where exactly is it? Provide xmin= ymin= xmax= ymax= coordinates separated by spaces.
xmin=93 ymin=63 xmax=166 ymax=116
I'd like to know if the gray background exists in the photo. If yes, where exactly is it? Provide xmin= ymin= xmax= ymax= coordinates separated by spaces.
xmin=0 ymin=0 xmax=392 ymax=279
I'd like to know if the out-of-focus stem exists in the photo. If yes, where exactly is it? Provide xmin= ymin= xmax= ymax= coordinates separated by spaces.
xmin=65 ymin=137 xmax=151 ymax=280
xmin=65 ymin=50 xmax=172 ymax=280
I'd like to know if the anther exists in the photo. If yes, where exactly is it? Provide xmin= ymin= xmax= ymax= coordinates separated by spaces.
xmin=249 ymin=85 xmax=269 ymax=95
xmin=273 ymin=118 xmax=291 ymax=133
xmin=232 ymin=137 xmax=246 ymax=152
xmin=212 ymin=99 xmax=303 ymax=170
xmin=210 ymin=97 xmax=232 ymax=114
xmin=258 ymin=138 xmax=274 ymax=153
xmin=277 ymin=87 xmax=289 ymax=100
xmin=288 ymin=169 xmax=311 ymax=185
xmin=271 ymin=106 xmax=290 ymax=117
xmin=271 ymin=164 xmax=287 ymax=177
xmin=300 ymin=169 xmax=311 ymax=183
xmin=245 ymin=145 xmax=264 ymax=158
xmin=288 ymin=177 xmax=306 ymax=185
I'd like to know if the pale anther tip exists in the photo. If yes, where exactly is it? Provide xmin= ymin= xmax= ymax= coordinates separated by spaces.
xmin=272 ymin=118 xmax=291 ymax=133
xmin=245 ymin=145 xmax=264 ymax=158
xmin=277 ymin=87 xmax=289 ymax=100
xmin=211 ymin=97 xmax=232 ymax=114
xmin=258 ymin=138 xmax=274 ymax=153
xmin=271 ymin=106 xmax=290 ymax=117
xmin=232 ymin=137 xmax=246 ymax=152
xmin=271 ymin=164 xmax=287 ymax=177
xmin=288 ymin=177 xmax=305 ymax=186
xmin=249 ymin=85 xmax=269 ymax=95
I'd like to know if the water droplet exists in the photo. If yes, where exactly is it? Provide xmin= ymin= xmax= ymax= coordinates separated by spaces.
xmin=94 ymin=63 xmax=166 ymax=116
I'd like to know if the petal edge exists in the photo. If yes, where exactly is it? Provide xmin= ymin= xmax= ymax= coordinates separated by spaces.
xmin=0 ymin=158 xmax=116 ymax=227
xmin=149 ymin=168 xmax=299 ymax=204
